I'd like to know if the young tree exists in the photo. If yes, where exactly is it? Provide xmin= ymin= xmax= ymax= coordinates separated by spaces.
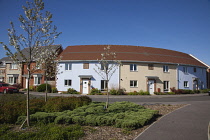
xmin=0 ymin=0 xmax=61 ymax=127
xmin=39 ymin=45 xmax=62 ymax=102
xmin=94 ymin=45 xmax=121 ymax=109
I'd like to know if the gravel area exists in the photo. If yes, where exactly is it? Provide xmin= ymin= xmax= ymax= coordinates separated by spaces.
xmin=80 ymin=104 xmax=187 ymax=140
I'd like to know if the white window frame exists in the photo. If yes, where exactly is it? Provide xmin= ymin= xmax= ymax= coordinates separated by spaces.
xmin=130 ymin=64 xmax=137 ymax=71
xmin=101 ymin=80 xmax=108 ymax=91
xmin=163 ymin=65 xmax=169 ymax=73
xmin=184 ymin=81 xmax=189 ymax=88
xmin=8 ymin=76 xmax=18 ymax=85
xmin=0 ymin=77 xmax=4 ymax=82
xmin=65 ymin=63 xmax=72 ymax=71
xmin=130 ymin=80 xmax=138 ymax=88
xmin=183 ymin=67 xmax=188 ymax=74
xmin=163 ymin=81 xmax=169 ymax=92
xmin=10 ymin=63 xmax=18 ymax=69
xmin=34 ymin=75 xmax=41 ymax=85
xmin=64 ymin=79 xmax=72 ymax=86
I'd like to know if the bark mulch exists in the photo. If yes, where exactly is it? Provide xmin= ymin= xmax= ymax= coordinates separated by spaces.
xmin=80 ymin=104 xmax=187 ymax=140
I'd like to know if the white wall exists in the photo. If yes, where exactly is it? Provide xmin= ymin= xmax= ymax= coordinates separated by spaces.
xmin=56 ymin=61 xmax=120 ymax=92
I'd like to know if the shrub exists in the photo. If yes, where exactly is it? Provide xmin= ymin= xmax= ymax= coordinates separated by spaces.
xmin=139 ymin=90 xmax=150 ymax=95
xmin=36 ymin=84 xmax=52 ymax=92
xmin=29 ymin=85 xmax=35 ymax=91
xmin=127 ymin=90 xmax=150 ymax=95
xmin=30 ymin=112 xmax=57 ymax=124
xmin=0 ymin=124 xmax=84 ymax=140
xmin=0 ymin=97 xmax=45 ymax=124
xmin=109 ymin=88 xmax=125 ymax=95
xmin=43 ymin=96 xmax=92 ymax=112
xmin=63 ymin=101 xmax=157 ymax=130
xmin=67 ymin=88 xmax=79 ymax=94
xmin=89 ymin=88 xmax=102 ymax=95
xmin=51 ymin=87 xmax=58 ymax=93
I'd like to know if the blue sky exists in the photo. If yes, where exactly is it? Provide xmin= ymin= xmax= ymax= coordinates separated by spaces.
xmin=1 ymin=0 xmax=210 ymax=66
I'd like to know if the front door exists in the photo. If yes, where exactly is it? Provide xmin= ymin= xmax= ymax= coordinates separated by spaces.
xmin=193 ymin=80 xmax=198 ymax=90
xmin=82 ymin=80 xmax=89 ymax=94
xmin=148 ymin=80 xmax=155 ymax=95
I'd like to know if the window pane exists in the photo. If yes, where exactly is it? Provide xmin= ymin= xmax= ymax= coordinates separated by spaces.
xmin=148 ymin=64 xmax=154 ymax=70
xmin=83 ymin=63 xmax=89 ymax=69
xmin=130 ymin=81 xmax=133 ymax=87
xmin=68 ymin=80 xmax=71 ymax=86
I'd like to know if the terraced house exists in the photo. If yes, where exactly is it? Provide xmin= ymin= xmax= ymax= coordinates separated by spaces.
xmin=57 ymin=45 xmax=208 ymax=94
xmin=0 ymin=45 xmax=62 ymax=89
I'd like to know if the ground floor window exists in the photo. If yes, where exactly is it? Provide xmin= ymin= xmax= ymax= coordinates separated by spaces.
xmin=101 ymin=80 xmax=108 ymax=91
xmin=130 ymin=80 xmax=138 ymax=88
xmin=34 ymin=76 xmax=41 ymax=85
xmin=0 ymin=77 xmax=4 ymax=82
xmin=163 ymin=81 xmax=169 ymax=92
xmin=8 ymin=76 xmax=18 ymax=85
xmin=64 ymin=79 xmax=72 ymax=86
xmin=184 ymin=81 xmax=189 ymax=88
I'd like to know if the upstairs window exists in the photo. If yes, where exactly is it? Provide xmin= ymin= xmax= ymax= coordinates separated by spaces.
xmin=10 ymin=63 xmax=18 ymax=69
xmin=148 ymin=64 xmax=154 ymax=70
xmin=83 ymin=63 xmax=89 ymax=69
xmin=163 ymin=65 xmax=169 ymax=72
xmin=183 ymin=67 xmax=188 ymax=74
xmin=193 ymin=67 xmax=197 ymax=73
xmin=65 ymin=63 xmax=72 ymax=70
xmin=130 ymin=64 xmax=137 ymax=71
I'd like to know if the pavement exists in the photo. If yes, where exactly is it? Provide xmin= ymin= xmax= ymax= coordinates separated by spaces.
xmin=27 ymin=92 xmax=210 ymax=140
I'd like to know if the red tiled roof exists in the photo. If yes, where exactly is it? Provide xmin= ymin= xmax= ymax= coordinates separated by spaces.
xmin=59 ymin=45 xmax=206 ymax=67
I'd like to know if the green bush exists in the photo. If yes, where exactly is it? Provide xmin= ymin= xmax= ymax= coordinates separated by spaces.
xmin=0 ymin=97 xmax=45 ymax=124
xmin=138 ymin=90 xmax=150 ymax=95
xmin=36 ymin=84 xmax=52 ymax=92
xmin=0 ymin=124 xmax=84 ymax=140
xmin=51 ymin=87 xmax=58 ymax=93
xmin=49 ymin=101 xmax=158 ymax=130
xmin=109 ymin=88 xmax=125 ymax=95
xmin=67 ymin=88 xmax=79 ymax=94
xmin=200 ymin=89 xmax=210 ymax=93
xmin=127 ymin=90 xmax=150 ymax=95
xmin=89 ymin=88 xmax=102 ymax=95
xmin=43 ymin=96 xmax=92 ymax=112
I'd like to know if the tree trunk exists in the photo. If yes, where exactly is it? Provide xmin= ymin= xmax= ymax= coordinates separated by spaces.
xmin=26 ymin=68 xmax=30 ymax=127
xmin=45 ymin=76 xmax=48 ymax=102
xmin=105 ymin=75 xmax=109 ymax=109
